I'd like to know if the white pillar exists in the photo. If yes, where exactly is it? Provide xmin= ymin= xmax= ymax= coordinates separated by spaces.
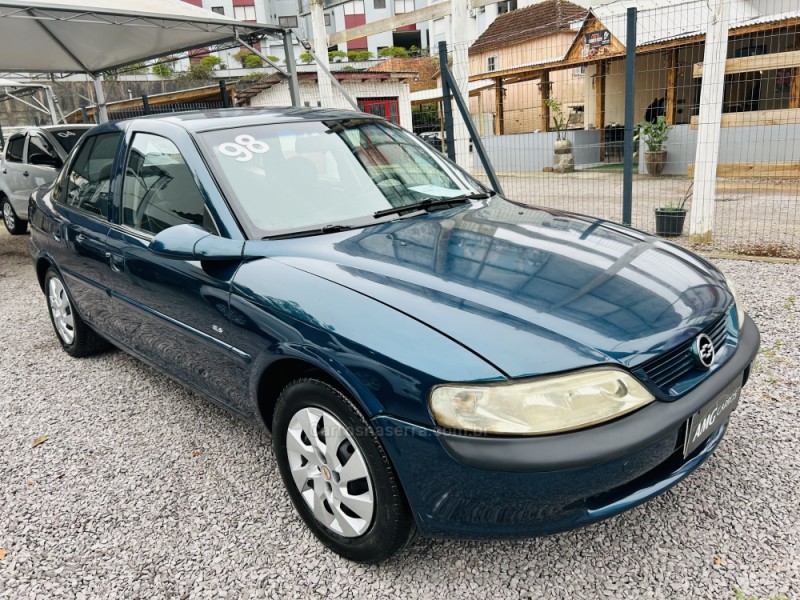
xmin=689 ymin=0 xmax=730 ymax=244
xmin=311 ymin=0 xmax=336 ymax=108
xmin=450 ymin=0 xmax=471 ymax=170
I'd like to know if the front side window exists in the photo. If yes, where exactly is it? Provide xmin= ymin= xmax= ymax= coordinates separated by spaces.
xmin=27 ymin=134 xmax=61 ymax=168
xmin=122 ymin=133 xmax=215 ymax=236
xmin=199 ymin=119 xmax=482 ymax=238
xmin=64 ymin=132 xmax=120 ymax=218
xmin=5 ymin=135 xmax=25 ymax=163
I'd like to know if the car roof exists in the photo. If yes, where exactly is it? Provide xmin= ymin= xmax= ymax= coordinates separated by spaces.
xmin=121 ymin=107 xmax=381 ymax=133
xmin=6 ymin=124 xmax=93 ymax=137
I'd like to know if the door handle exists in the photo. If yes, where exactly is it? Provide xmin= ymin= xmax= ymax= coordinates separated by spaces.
xmin=105 ymin=252 xmax=125 ymax=273
xmin=2 ymin=169 xmax=6 ymax=175
xmin=22 ymin=171 xmax=29 ymax=177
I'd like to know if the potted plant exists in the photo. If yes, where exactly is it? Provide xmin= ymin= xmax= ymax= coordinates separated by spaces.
xmin=635 ymin=116 xmax=673 ymax=176
xmin=546 ymin=98 xmax=573 ymax=173
xmin=655 ymin=182 xmax=691 ymax=236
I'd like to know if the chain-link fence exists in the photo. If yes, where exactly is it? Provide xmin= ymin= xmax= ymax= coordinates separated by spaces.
xmin=406 ymin=0 xmax=799 ymax=258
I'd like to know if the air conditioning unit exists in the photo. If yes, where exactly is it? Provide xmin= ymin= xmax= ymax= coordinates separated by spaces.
xmin=468 ymin=8 xmax=477 ymax=17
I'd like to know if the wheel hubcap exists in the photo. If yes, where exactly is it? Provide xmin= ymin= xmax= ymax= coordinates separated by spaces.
xmin=286 ymin=407 xmax=375 ymax=537
xmin=3 ymin=202 xmax=15 ymax=230
xmin=48 ymin=277 xmax=75 ymax=344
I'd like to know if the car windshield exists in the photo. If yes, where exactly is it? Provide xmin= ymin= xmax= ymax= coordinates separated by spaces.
xmin=199 ymin=119 xmax=484 ymax=238
xmin=50 ymin=129 xmax=89 ymax=154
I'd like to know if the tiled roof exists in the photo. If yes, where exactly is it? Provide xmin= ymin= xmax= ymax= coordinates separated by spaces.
xmin=470 ymin=0 xmax=587 ymax=55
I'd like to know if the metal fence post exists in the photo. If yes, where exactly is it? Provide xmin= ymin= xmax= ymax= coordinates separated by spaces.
xmin=441 ymin=67 xmax=504 ymax=196
xmin=622 ymin=7 xmax=637 ymax=226
xmin=438 ymin=41 xmax=455 ymax=162
xmin=219 ymin=81 xmax=230 ymax=108
xmin=141 ymin=95 xmax=151 ymax=115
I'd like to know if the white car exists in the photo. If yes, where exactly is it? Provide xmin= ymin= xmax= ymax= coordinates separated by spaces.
xmin=1 ymin=125 xmax=92 ymax=234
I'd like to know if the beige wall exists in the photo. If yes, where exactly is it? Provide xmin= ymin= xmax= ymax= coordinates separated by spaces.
xmin=468 ymin=32 xmax=584 ymax=135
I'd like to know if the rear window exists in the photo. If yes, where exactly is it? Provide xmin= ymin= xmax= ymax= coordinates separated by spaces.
xmin=50 ymin=129 xmax=88 ymax=154
xmin=5 ymin=135 xmax=25 ymax=163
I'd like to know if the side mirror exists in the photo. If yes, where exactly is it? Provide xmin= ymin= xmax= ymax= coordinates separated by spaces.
xmin=29 ymin=152 xmax=61 ymax=168
xmin=149 ymin=224 xmax=247 ymax=261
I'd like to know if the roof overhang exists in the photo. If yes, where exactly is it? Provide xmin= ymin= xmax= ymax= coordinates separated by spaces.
xmin=0 ymin=0 xmax=286 ymax=75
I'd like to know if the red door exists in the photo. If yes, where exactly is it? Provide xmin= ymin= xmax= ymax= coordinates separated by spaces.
xmin=358 ymin=98 xmax=400 ymax=125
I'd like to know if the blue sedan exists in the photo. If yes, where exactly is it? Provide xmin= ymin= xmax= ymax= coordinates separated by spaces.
xmin=28 ymin=108 xmax=759 ymax=562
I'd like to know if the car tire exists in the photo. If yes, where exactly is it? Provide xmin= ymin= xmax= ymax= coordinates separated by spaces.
xmin=44 ymin=268 xmax=107 ymax=357
xmin=272 ymin=378 xmax=415 ymax=563
xmin=2 ymin=197 xmax=27 ymax=235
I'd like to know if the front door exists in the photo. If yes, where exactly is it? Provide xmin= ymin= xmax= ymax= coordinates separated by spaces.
xmin=105 ymin=132 xmax=247 ymax=411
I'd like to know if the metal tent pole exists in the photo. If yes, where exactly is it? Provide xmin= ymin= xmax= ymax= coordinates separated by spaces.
xmin=283 ymin=30 xmax=301 ymax=107
xmin=93 ymin=75 xmax=108 ymax=123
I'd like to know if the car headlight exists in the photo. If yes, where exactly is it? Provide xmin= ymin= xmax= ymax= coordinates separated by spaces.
xmin=725 ymin=277 xmax=745 ymax=331
xmin=430 ymin=368 xmax=655 ymax=436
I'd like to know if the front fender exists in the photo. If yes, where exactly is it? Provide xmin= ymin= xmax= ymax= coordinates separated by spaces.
xmin=229 ymin=257 xmax=506 ymax=427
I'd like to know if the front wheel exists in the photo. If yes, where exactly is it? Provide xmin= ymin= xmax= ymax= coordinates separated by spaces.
xmin=272 ymin=379 xmax=415 ymax=563
xmin=2 ymin=197 xmax=27 ymax=235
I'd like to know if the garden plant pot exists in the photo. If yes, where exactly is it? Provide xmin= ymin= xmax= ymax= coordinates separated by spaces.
xmin=654 ymin=208 xmax=687 ymax=237
xmin=553 ymin=138 xmax=574 ymax=173
xmin=644 ymin=150 xmax=667 ymax=176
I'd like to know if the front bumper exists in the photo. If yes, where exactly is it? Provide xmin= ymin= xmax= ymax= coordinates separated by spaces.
xmin=375 ymin=315 xmax=760 ymax=538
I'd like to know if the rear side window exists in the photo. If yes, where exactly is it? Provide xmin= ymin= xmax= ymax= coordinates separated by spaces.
xmin=5 ymin=135 xmax=25 ymax=163
xmin=63 ymin=132 xmax=121 ymax=219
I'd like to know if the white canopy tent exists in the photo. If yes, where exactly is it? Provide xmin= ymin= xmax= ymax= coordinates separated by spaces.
xmin=0 ymin=0 xmax=295 ymax=122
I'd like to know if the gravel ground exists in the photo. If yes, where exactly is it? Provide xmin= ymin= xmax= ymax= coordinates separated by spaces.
xmin=1 ymin=227 xmax=798 ymax=600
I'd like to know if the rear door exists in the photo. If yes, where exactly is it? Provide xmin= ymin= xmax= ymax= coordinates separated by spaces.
xmin=2 ymin=134 xmax=28 ymax=209
xmin=49 ymin=131 xmax=121 ymax=329
xmin=26 ymin=132 xmax=63 ymax=192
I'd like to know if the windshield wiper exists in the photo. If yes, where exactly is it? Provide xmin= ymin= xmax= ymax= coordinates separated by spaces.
xmin=373 ymin=192 xmax=493 ymax=219
xmin=263 ymin=224 xmax=352 ymax=240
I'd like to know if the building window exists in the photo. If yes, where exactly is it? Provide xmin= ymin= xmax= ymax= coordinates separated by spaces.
xmin=211 ymin=6 xmax=224 ymax=14
xmin=279 ymin=15 xmax=298 ymax=28
xmin=487 ymin=56 xmax=497 ymax=72
xmin=233 ymin=5 xmax=256 ymax=20
xmin=394 ymin=0 xmax=415 ymax=13
xmin=374 ymin=0 xmax=386 ymax=8
xmin=497 ymin=0 xmax=517 ymax=15
xmin=344 ymin=0 xmax=365 ymax=15
xmin=433 ymin=17 xmax=446 ymax=35
xmin=573 ymin=65 xmax=586 ymax=77
xmin=324 ymin=13 xmax=332 ymax=26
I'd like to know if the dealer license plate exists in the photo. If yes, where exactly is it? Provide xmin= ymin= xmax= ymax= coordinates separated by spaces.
xmin=683 ymin=376 xmax=742 ymax=458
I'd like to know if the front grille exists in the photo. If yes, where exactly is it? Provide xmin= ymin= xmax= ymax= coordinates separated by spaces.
xmin=641 ymin=314 xmax=729 ymax=393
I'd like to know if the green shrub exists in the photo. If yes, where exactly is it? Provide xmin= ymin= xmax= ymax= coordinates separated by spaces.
xmin=329 ymin=50 xmax=347 ymax=62
xmin=299 ymin=52 xmax=314 ymax=64
xmin=378 ymin=46 xmax=409 ymax=58
xmin=347 ymin=50 xmax=373 ymax=62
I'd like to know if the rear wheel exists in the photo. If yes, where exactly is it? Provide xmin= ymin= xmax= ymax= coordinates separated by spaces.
xmin=272 ymin=378 xmax=415 ymax=563
xmin=44 ymin=268 xmax=107 ymax=357
xmin=2 ymin=198 xmax=27 ymax=235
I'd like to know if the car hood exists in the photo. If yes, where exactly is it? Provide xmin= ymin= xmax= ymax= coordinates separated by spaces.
xmin=256 ymin=198 xmax=732 ymax=379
